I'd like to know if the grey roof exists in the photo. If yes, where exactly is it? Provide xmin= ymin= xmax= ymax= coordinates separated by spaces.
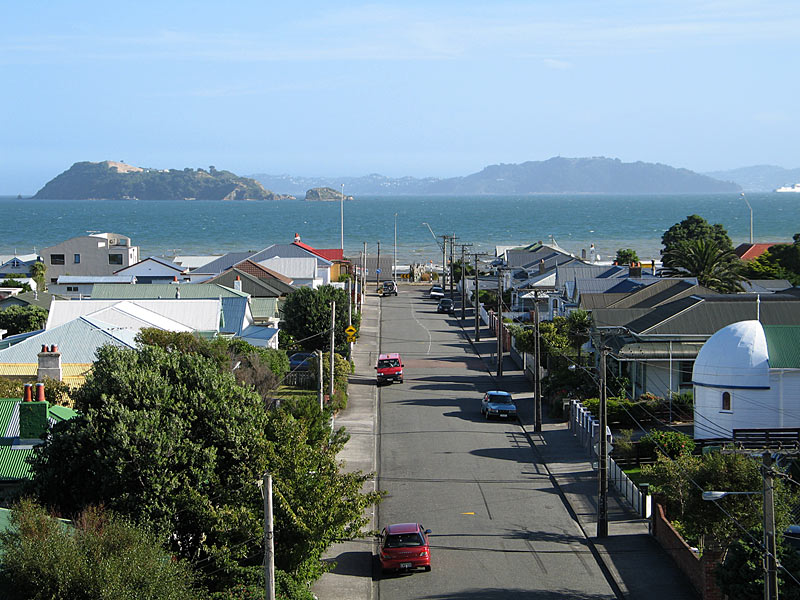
xmin=741 ymin=280 xmax=794 ymax=293
xmin=0 ymin=291 xmax=55 ymax=311
xmin=580 ymin=293 xmax=632 ymax=310
xmin=507 ymin=245 xmax=576 ymax=270
xmin=573 ymin=278 xmax=647 ymax=296
xmin=116 ymin=256 xmax=185 ymax=273
xmin=204 ymin=269 xmax=295 ymax=298
xmin=57 ymin=275 xmax=136 ymax=284
xmin=219 ymin=297 xmax=249 ymax=335
xmin=614 ymin=341 xmax=705 ymax=360
xmin=193 ymin=252 xmax=257 ymax=274
xmin=0 ymin=316 xmax=137 ymax=363
xmin=606 ymin=279 xmax=715 ymax=309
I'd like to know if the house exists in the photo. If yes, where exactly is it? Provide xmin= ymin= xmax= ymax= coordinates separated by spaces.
xmin=592 ymin=294 xmax=800 ymax=402
xmin=291 ymin=234 xmax=350 ymax=280
xmin=0 ymin=319 xmax=138 ymax=384
xmin=0 ymin=384 xmax=77 ymax=501
xmin=735 ymin=243 xmax=779 ymax=261
xmin=259 ymin=257 xmax=320 ymax=288
xmin=203 ymin=268 xmax=296 ymax=325
xmin=693 ymin=321 xmax=800 ymax=439
xmin=49 ymin=275 xmax=136 ymax=298
xmin=114 ymin=256 xmax=189 ymax=284
xmin=0 ymin=290 xmax=55 ymax=312
xmin=0 ymin=254 xmax=39 ymax=279
xmin=41 ymin=233 xmax=139 ymax=283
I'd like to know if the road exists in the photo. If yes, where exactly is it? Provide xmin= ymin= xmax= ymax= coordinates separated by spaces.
xmin=375 ymin=285 xmax=617 ymax=599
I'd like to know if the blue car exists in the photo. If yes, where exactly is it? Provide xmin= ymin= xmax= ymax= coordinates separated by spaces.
xmin=289 ymin=352 xmax=314 ymax=371
xmin=480 ymin=391 xmax=518 ymax=421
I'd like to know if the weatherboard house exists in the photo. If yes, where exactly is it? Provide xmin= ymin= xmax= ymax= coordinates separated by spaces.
xmin=692 ymin=320 xmax=800 ymax=439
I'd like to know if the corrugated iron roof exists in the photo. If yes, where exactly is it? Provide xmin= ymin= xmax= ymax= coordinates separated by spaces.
xmin=764 ymin=325 xmax=800 ymax=368
xmin=57 ymin=275 xmax=135 ymax=284
xmin=89 ymin=283 xmax=247 ymax=300
xmin=249 ymin=297 xmax=280 ymax=319
xmin=613 ymin=341 xmax=705 ymax=360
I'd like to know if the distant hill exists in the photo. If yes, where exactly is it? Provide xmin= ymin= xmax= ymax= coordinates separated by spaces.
xmin=34 ymin=161 xmax=293 ymax=200
xmin=703 ymin=165 xmax=800 ymax=192
xmin=304 ymin=187 xmax=355 ymax=201
xmin=253 ymin=157 xmax=740 ymax=196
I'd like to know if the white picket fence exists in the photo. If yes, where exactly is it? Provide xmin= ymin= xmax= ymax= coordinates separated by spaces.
xmin=568 ymin=399 xmax=652 ymax=519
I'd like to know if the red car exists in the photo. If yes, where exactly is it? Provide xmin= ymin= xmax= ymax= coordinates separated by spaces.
xmin=379 ymin=523 xmax=432 ymax=572
xmin=375 ymin=353 xmax=404 ymax=385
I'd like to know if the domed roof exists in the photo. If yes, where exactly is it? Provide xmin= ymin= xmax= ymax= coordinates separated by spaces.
xmin=692 ymin=320 xmax=770 ymax=389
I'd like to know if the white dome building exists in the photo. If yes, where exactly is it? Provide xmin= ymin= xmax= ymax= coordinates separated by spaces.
xmin=693 ymin=320 xmax=800 ymax=439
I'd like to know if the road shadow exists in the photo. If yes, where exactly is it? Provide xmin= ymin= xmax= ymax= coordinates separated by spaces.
xmin=321 ymin=550 xmax=373 ymax=577
xmin=420 ymin=589 xmax=615 ymax=599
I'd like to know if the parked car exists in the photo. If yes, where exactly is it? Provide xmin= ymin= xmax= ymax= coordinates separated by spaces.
xmin=379 ymin=523 xmax=432 ymax=573
xmin=429 ymin=285 xmax=445 ymax=299
xmin=376 ymin=352 xmax=404 ymax=385
xmin=289 ymin=352 xmax=314 ymax=371
xmin=481 ymin=391 xmax=518 ymax=420
xmin=382 ymin=280 xmax=398 ymax=296
xmin=437 ymin=298 xmax=455 ymax=314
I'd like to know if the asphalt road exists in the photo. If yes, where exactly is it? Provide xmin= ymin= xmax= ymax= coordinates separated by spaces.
xmin=375 ymin=285 xmax=617 ymax=600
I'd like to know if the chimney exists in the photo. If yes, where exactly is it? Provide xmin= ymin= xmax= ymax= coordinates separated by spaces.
xmin=172 ymin=276 xmax=179 ymax=283
xmin=19 ymin=383 xmax=49 ymax=441
xmin=294 ymin=233 xmax=301 ymax=242
xmin=23 ymin=383 xmax=32 ymax=402
xmin=581 ymin=248 xmax=587 ymax=259
xmin=175 ymin=287 xmax=180 ymax=299
xmin=37 ymin=344 xmax=62 ymax=381
xmin=539 ymin=259 xmax=546 ymax=274
xmin=629 ymin=263 xmax=642 ymax=278
xmin=234 ymin=275 xmax=242 ymax=291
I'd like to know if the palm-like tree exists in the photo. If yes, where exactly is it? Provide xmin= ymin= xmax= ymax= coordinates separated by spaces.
xmin=661 ymin=238 xmax=743 ymax=293
xmin=566 ymin=309 xmax=592 ymax=363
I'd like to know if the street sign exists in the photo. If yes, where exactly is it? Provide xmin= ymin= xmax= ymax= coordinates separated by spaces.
xmin=346 ymin=335 xmax=356 ymax=343
xmin=345 ymin=325 xmax=357 ymax=336
xmin=376 ymin=268 xmax=381 ymax=274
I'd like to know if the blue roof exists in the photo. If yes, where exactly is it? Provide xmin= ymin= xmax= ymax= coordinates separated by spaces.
xmin=193 ymin=252 xmax=256 ymax=274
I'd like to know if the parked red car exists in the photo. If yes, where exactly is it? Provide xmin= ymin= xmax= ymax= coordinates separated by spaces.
xmin=379 ymin=523 xmax=432 ymax=573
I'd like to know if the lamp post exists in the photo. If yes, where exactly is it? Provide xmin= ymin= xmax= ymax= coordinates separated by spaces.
xmin=741 ymin=192 xmax=753 ymax=244
xmin=340 ymin=184 xmax=345 ymax=250
xmin=394 ymin=213 xmax=398 ymax=282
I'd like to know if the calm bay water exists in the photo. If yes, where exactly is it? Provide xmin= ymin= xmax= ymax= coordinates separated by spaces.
xmin=1 ymin=194 xmax=797 ymax=265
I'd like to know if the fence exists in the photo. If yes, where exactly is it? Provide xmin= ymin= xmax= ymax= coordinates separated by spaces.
xmin=283 ymin=371 xmax=316 ymax=389
xmin=569 ymin=399 xmax=652 ymax=518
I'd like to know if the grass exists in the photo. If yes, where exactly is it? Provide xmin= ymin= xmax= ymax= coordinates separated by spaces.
xmin=622 ymin=466 xmax=649 ymax=486
xmin=276 ymin=385 xmax=317 ymax=404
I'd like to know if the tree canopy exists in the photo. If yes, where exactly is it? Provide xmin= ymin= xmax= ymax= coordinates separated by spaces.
xmin=0 ymin=305 xmax=48 ymax=336
xmin=740 ymin=233 xmax=800 ymax=285
xmin=660 ymin=238 xmax=743 ymax=292
xmin=27 ymin=342 xmax=381 ymax=594
xmin=281 ymin=285 xmax=360 ymax=353
xmin=615 ymin=248 xmax=639 ymax=265
xmin=661 ymin=214 xmax=735 ymax=258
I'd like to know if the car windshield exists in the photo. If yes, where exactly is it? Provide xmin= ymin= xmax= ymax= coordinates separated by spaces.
xmin=378 ymin=359 xmax=400 ymax=368
xmin=384 ymin=282 xmax=394 ymax=288
xmin=488 ymin=393 xmax=513 ymax=404
xmin=385 ymin=533 xmax=424 ymax=548
xmin=432 ymin=286 xmax=443 ymax=292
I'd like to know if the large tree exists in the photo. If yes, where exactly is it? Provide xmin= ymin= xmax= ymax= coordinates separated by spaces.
xmin=661 ymin=214 xmax=735 ymax=259
xmin=740 ymin=233 xmax=800 ymax=286
xmin=0 ymin=305 xmax=48 ymax=336
xmin=28 ymin=344 xmax=380 ymax=593
xmin=281 ymin=285 xmax=360 ymax=353
xmin=660 ymin=238 xmax=743 ymax=293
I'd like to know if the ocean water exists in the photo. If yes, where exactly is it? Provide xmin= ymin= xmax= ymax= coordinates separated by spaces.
xmin=0 ymin=194 xmax=797 ymax=265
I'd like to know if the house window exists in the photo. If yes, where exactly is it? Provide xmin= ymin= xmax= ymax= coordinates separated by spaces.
xmin=73 ymin=254 xmax=81 ymax=264
xmin=679 ymin=361 xmax=693 ymax=387
xmin=109 ymin=254 xmax=123 ymax=265
xmin=50 ymin=254 xmax=65 ymax=265
xmin=50 ymin=278 xmax=58 ymax=284
xmin=722 ymin=391 xmax=732 ymax=411
xmin=66 ymin=286 xmax=79 ymax=292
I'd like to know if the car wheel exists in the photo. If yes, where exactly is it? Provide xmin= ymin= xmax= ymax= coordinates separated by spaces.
xmin=398 ymin=379 xmax=403 ymax=383
xmin=424 ymin=565 xmax=431 ymax=572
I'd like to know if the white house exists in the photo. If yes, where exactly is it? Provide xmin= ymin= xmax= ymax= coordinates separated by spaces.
xmin=259 ymin=257 xmax=321 ymax=288
xmin=693 ymin=320 xmax=800 ymax=439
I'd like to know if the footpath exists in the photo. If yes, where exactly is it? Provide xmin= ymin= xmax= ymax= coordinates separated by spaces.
xmin=314 ymin=290 xmax=697 ymax=600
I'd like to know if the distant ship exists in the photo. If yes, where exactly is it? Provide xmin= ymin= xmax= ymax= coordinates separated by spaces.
xmin=775 ymin=183 xmax=800 ymax=192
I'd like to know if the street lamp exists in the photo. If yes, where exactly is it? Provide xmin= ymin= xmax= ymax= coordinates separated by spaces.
xmin=741 ymin=192 xmax=753 ymax=244
xmin=340 ymin=185 xmax=345 ymax=250
xmin=702 ymin=490 xmax=758 ymax=501
xmin=394 ymin=213 xmax=398 ymax=282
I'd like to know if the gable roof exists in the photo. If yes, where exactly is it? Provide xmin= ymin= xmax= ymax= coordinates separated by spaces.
xmin=233 ymin=259 xmax=293 ymax=284
xmin=205 ymin=268 xmax=295 ymax=297
xmin=114 ymin=256 xmax=186 ymax=274
xmin=735 ymin=243 xmax=778 ymax=260
xmin=252 ymin=244 xmax=332 ymax=267
xmin=192 ymin=252 xmax=257 ymax=275
xmin=606 ymin=279 xmax=715 ymax=309
xmin=0 ymin=291 xmax=54 ymax=310
xmin=88 ymin=283 xmax=248 ymax=300
xmin=259 ymin=257 xmax=318 ymax=280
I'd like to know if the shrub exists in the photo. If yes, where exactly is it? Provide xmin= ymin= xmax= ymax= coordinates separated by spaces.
xmin=639 ymin=430 xmax=695 ymax=459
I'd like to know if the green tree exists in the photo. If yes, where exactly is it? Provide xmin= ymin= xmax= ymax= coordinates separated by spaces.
xmin=566 ymin=310 xmax=592 ymax=363
xmin=661 ymin=214 xmax=735 ymax=258
xmin=0 ymin=276 xmax=32 ymax=293
xmin=660 ymin=238 xmax=743 ymax=292
xmin=29 ymin=260 xmax=47 ymax=292
xmin=615 ymin=248 xmax=639 ymax=265
xmin=0 ymin=305 xmax=48 ymax=336
xmin=740 ymin=234 xmax=800 ymax=286
xmin=716 ymin=535 xmax=800 ymax=600
xmin=27 ymin=344 xmax=380 ymax=592
xmin=281 ymin=286 xmax=360 ymax=354
xmin=0 ymin=499 xmax=198 ymax=599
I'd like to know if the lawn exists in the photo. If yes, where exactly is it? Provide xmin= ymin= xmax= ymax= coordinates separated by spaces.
xmin=623 ymin=466 xmax=649 ymax=486
xmin=276 ymin=385 xmax=318 ymax=405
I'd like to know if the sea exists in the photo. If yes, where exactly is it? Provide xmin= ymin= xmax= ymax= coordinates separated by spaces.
xmin=1 ymin=194 xmax=797 ymax=266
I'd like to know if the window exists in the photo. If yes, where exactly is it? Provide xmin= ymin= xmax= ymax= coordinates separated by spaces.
xmin=50 ymin=254 xmax=65 ymax=265
xmin=722 ymin=391 xmax=732 ymax=411
xmin=50 ymin=278 xmax=58 ymax=284
xmin=679 ymin=361 xmax=693 ymax=385
xmin=73 ymin=254 xmax=80 ymax=264
xmin=109 ymin=254 xmax=123 ymax=265
xmin=66 ymin=286 xmax=78 ymax=292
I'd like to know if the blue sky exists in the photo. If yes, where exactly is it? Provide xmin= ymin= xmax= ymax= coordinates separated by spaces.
xmin=2 ymin=1 xmax=800 ymax=193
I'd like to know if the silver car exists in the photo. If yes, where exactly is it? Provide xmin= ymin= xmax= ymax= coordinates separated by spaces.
xmin=481 ymin=391 xmax=518 ymax=420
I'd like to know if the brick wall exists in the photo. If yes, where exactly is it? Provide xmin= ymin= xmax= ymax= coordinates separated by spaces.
xmin=651 ymin=503 xmax=724 ymax=600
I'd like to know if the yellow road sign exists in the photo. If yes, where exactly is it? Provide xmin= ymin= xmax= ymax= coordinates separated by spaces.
xmin=346 ymin=335 xmax=356 ymax=343
xmin=345 ymin=325 xmax=357 ymax=336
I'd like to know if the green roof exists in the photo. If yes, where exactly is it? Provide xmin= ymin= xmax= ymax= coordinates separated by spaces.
xmin=89 ymin=283 xmax=248 ymax=300
xmin=764 ymin=325 xmax=800 ymax=369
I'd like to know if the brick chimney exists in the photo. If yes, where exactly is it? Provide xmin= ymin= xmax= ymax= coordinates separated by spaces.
xmin=294 ymin=233 xmax=301 ymax=242
xmin=628 ymin=263 xmax=642 ymax=278
xmin=234 ymin=275 xmax=242 ymax=291
xmin=37 ymin=344 xmax=62 ymax=382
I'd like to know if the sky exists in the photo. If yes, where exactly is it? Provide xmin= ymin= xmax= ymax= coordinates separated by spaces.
xmin=2 ymin=0 xmax=800 ymax=193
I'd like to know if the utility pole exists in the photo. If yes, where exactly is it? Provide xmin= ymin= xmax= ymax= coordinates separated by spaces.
xmin=263 ymin=472 xmax=275 ymax=600
xmin=534 ymin=290 xmax=542 ymax=432
xmin=317 ymin=350 xmax=324 ymax=412
xmin=329 ymin=301 xmax=336 ymax=402
xmin=393 ymin=213 xmax=398 ymax=282
xmin=340 ymin=184 xmax=344 ymax=250
xmin=449 ymin=234 xmax=458 ymax=299
xmin=598 ymin=346 xmax=609 ymax=538
xmin=362 ymin=241 xmax=367 ymax=308
xmin=468 ymin=252 xmax=489 ymax=342
xmin=457 ymin=243 xmax=473 ymax=321
xmin=348 ymin=279 xmax=353 ymax=359
xmin=440 ymin=235 xmax=448 ymax=289
xmin=376 ymin=241 xmax=381 ymax=292
xmin=497 ymin=268 xmax=504 ymax=378
xmin=763 ymin=451 xmax=778 ymax=600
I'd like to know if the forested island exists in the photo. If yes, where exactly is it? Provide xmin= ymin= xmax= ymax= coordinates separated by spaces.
xmin=304 ymin=187 xmax=354 ymax=201
xmin=33 ymin=161 xmax=293 ymax=201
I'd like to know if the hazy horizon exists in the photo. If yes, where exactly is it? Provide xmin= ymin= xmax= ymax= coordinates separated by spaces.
xmin=3 ymin=1 xmax=800 ymax=193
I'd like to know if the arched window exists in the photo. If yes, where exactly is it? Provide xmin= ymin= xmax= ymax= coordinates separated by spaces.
xmin=722 ymin=391 xmax=731 ymax=411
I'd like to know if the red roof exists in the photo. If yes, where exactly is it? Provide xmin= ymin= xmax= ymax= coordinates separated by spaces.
xmin=735 ymin=243 xmax=777 ymax=261
xmin=292 ymin=241 xmax=346 ymax=262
